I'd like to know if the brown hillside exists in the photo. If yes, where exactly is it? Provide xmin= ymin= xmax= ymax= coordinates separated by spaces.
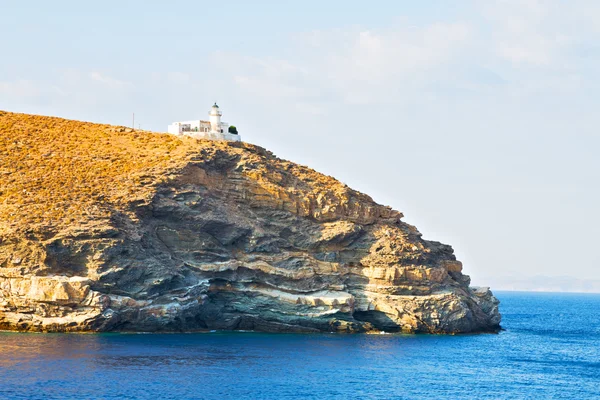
xmin=0 ymin=110 xmax=501 ymax=334
xmin=0 ymin=110 xmax=372 ymax=237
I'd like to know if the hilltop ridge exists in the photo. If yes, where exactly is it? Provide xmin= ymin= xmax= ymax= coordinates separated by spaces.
xmin=0 ymin=111 xmax=500 ymax=333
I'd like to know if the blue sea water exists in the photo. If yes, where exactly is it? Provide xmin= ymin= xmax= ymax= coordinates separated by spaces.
xmin=0 ymin=292 xmax=599 ymax=399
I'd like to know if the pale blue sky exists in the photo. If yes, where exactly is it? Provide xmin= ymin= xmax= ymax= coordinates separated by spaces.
xmin=2 ymin=1 xmax=599 ymax=291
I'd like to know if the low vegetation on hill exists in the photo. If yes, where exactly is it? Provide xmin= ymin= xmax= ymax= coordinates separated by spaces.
xmin=0 ymin=111 xmax=355 ymax=237
xmin=0 ymin=111 xmax=215 ymax=235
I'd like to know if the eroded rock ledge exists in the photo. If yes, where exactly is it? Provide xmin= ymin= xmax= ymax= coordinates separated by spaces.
xmin=0 ymin=112 xmax=501 ymax=333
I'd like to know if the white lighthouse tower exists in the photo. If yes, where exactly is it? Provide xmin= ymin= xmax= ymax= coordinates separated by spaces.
xmin=209 ymin=103 xmax=222 ymax=133
xmin=167 ymin=103 xmax=241 ymax=142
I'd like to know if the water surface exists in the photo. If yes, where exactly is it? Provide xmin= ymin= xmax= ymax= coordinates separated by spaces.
xmin=1 ymin=292 xmax=599 ymax=399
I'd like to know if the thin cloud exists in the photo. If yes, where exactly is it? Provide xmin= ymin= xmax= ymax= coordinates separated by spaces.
xmin=0 ymin=79 xmax=42 ymax=98
xmin=218 ymin=22 xmax=474 ymax=107
xmin=89 ymin=71 xmax=132 ymax=89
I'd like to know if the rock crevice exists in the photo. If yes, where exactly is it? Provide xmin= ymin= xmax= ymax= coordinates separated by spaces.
xmin=0 ymin=111 xmax=501 ymax=333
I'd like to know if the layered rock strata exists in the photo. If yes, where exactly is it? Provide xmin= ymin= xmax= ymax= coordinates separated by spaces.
xmin=0 ymin=111 xmax=501 ymax=333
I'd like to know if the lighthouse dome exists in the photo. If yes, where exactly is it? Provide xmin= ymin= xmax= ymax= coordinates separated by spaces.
xmin=209 ymin=103 xmax=222 ymax=116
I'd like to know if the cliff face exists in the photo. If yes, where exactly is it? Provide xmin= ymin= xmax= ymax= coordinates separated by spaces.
xmin=0 ymin=111 xmax=500 ymax=333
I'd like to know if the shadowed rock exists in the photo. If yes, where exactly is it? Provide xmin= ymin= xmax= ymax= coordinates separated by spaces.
xmin=0 ymin=111 xmax=501 ymax=333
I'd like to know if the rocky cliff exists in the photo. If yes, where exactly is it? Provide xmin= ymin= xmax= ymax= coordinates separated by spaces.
xmin=0 ymin=111 xmax=500 ymax=333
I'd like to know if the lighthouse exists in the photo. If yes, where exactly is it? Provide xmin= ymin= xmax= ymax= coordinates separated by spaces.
xmin=209 ymin=103 xmax=223 ymax=133
xmin=167 ymin=103 xmax=241 ymax=142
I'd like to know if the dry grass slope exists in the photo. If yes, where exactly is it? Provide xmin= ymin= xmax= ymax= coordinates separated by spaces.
xmin=0 ymin=111 xmax=367 ymax=237
xmin=0 ymin=111 xmax=215 ymax=235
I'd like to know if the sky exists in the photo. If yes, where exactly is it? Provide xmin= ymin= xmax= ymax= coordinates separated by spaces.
xmin=1 ymin=0 xmax=599 ymax=292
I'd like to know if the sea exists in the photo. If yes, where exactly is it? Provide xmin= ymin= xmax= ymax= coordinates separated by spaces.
xmin=0 ymin=292 xmax=599 ymax=399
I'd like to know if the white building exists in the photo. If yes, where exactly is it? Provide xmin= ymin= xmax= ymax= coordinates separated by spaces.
xmin=167 ymin=103 xmax=241 ymax=141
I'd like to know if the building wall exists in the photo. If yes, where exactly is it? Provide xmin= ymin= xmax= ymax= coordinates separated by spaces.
xmin=187 ymin=131 xmax=241 ymax=142
xmin=167 ymin=123 xmax=182 ymax=135
xmin=168 ymin=120 xmax=240 ymax=141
